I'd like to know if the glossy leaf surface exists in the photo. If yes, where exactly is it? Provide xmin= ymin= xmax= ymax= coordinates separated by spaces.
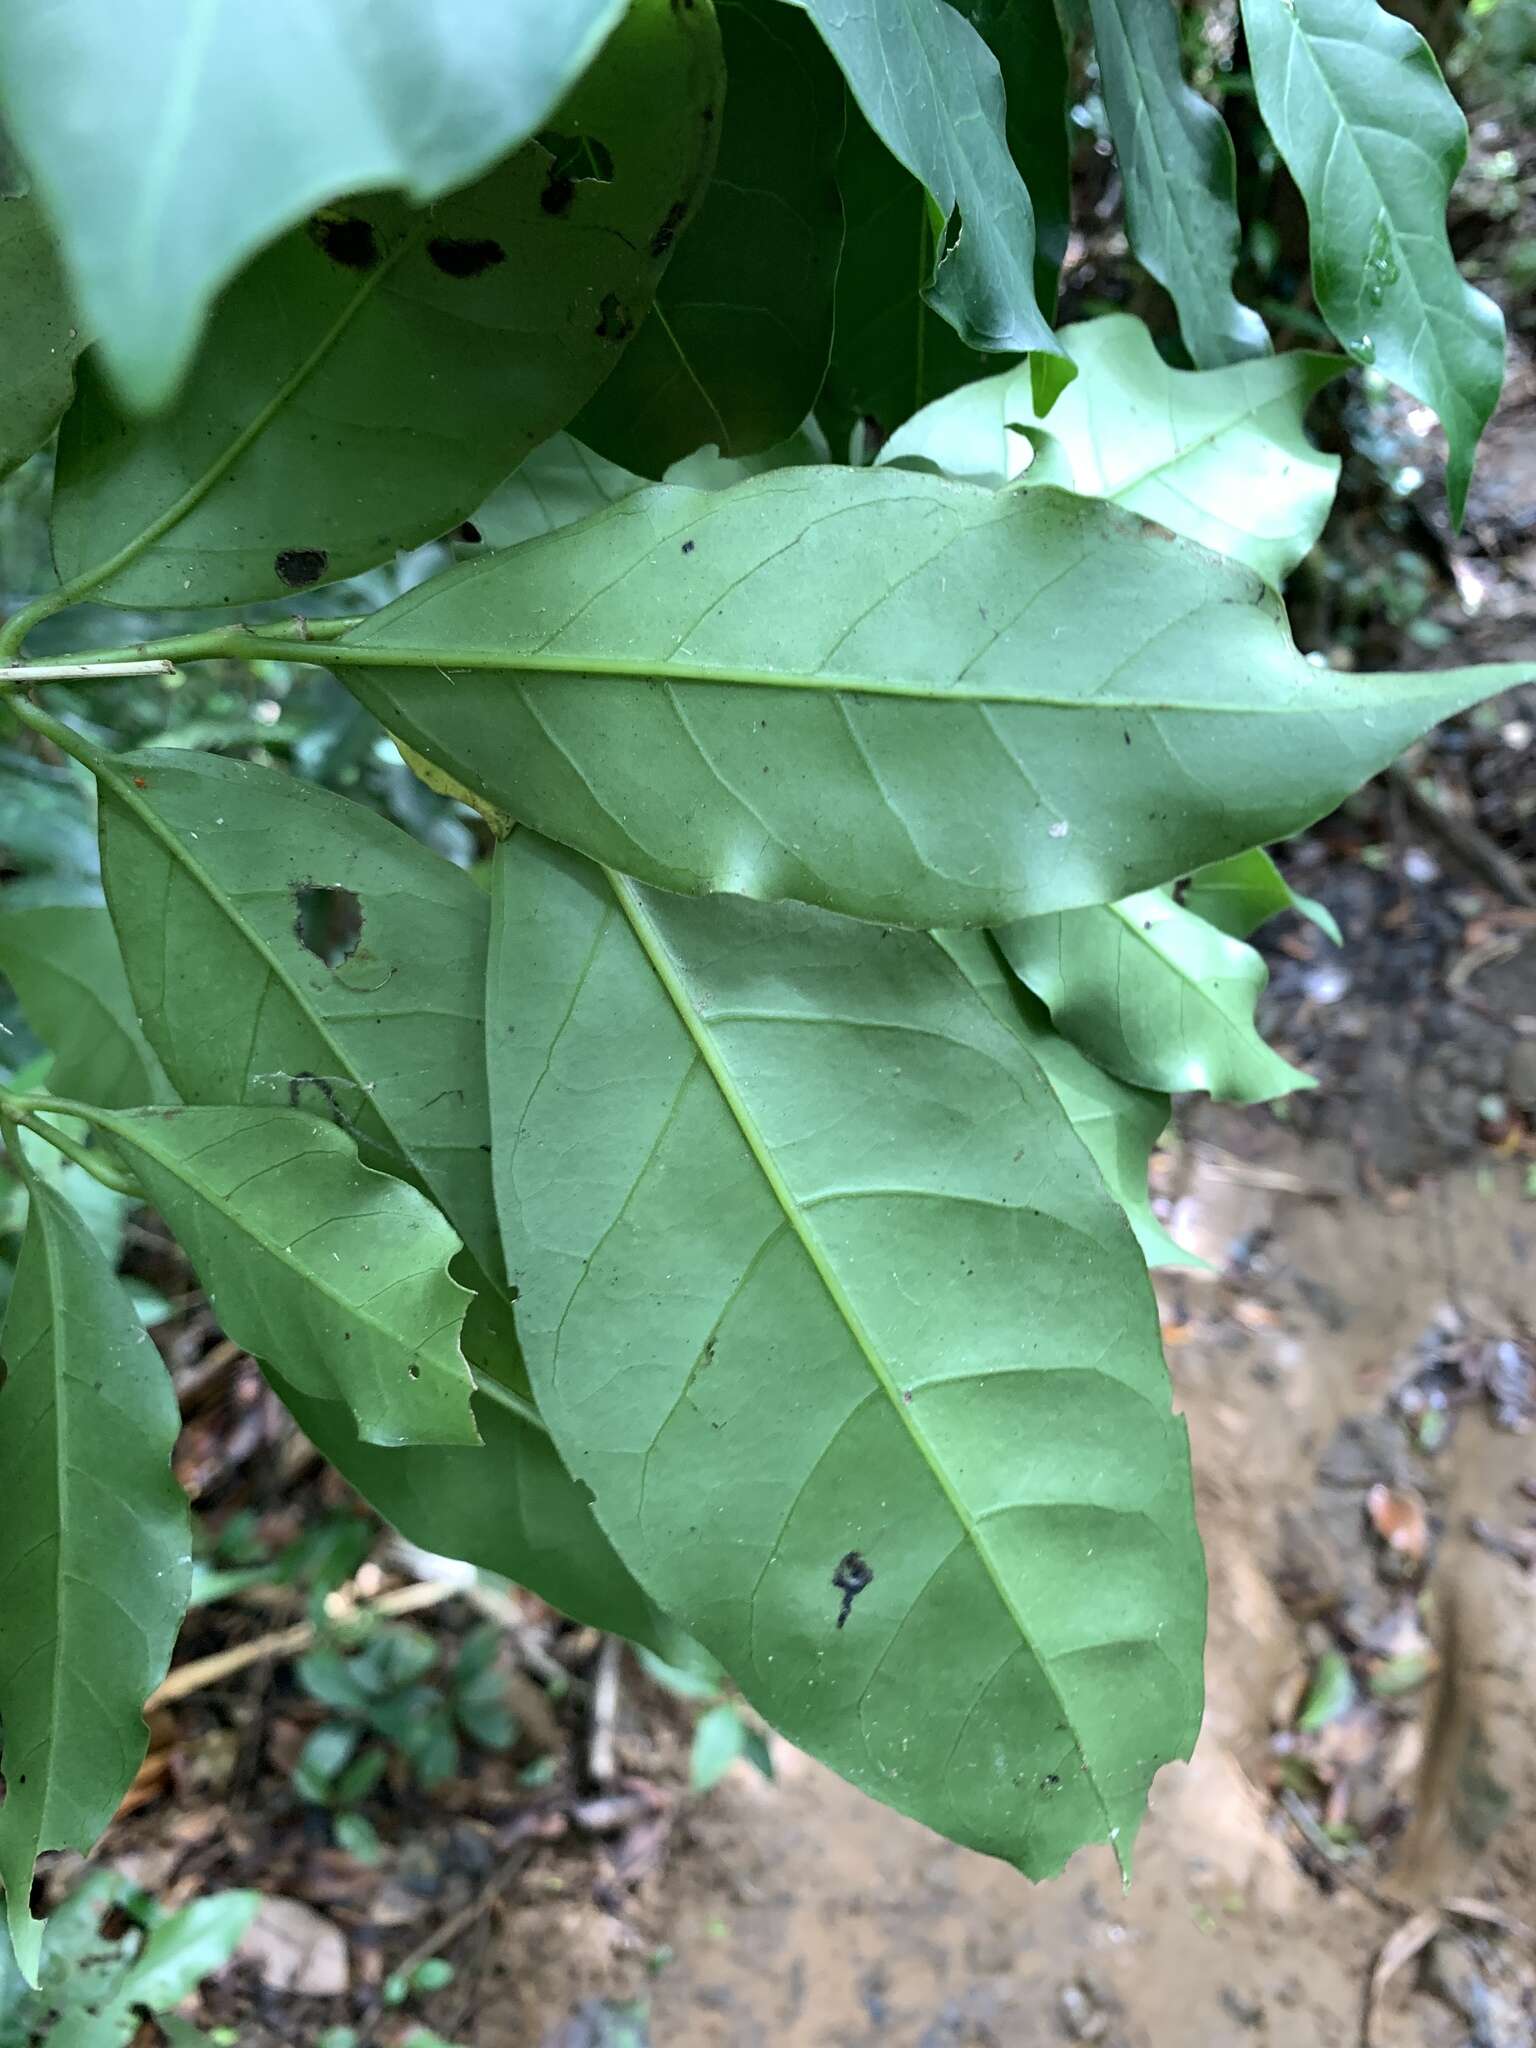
xmin=798 ymin=0 xmax=1058 ymax=360
xmin=1241 ymin=0 xmax=1504 ymax=522
xmin=338 ymin=466 xmax=1525 ymax=929
xmin=0 ymin=1178 xmax=189 ymax=1983
xmin=576 ymin=0 xmax=843 ymax=473
xmin=1087 ymin=0 xmax=1267 ymax=367
xmin=488 ymin=832 xmax=1206 ymax=1875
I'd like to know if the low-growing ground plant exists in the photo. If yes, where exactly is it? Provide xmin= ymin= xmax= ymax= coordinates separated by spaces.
xmin=0 ymin=0 xmax=1528 ymax=1982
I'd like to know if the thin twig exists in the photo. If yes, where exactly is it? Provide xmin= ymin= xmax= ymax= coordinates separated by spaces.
xmin=1388 ymin=764 xmax=1536 ymax=908
xmin=353 ymin=1843 xmax=536 ymax=2047
xmin=147 ymin=1579 xmax=457 ymax=1707
xmin=588 ymin=1635 xmax=621 ymax=1786
xmin=0 ymin=659 xmax=175 ymax=686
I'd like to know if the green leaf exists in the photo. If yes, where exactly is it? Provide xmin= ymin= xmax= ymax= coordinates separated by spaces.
xmin=1240 ymin=0 xmax=1505 ymax=523
xmin=689 ymin=1705 xmax=750 ymax=1793
xmin=575 ymin=0 xmax=843 ymax=473
xmin=119 ymin=1893 xmax=261 ymax=2011
xmin=817 ymin=99 xmax=995 ymax=454
xmin=0 ymin=0 xmax=635 ymax=412
xmin=267 ymin=1344 xmax=675 ymax=1650
xmin=1297 ymin=1648 xmax=1356 ymax=1730
xmin=934 ymin=930 xmax=1195 ymax=1270
xmin=878 ymin=313 xmax=1343 ymax=585
xmin=92 ymin=1105 xmax=478 ymax=1448
xmin=336 ymin=465 xmax=1528 ymax=929
xmin=47 ymin=0 xmax=723 ymax=606
xmin=0 ymin=886 xmax=172 ymax=1110
xmin=950 ymin=0 xmax=1071 ymax=313
xmin=798 ymin=0 xmax=1059 ymax=360
xmin=96 ymin=750 xmax=498 ymax=1277
xmin=488 ymin=832 xmax=1206 ymax=1876
xmin=1181 ymin=848 xmax=1343 ymax=948
xmin=0 ymin=195 xmax=82 ymax=480
xmin=467 ymin=435 xmax=646 ymax=551
xmin=0 ymin=1177 xmax=190 ymax=1984
xmin=1086 ymin=0 xmax=1268 ymax=367
xmin=995 ymin=890 xmax=1313 ymax=1104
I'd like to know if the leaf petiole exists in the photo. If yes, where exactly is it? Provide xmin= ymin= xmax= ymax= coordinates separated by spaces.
xmin=0 ymin=1091 xmax=145 ymax=1197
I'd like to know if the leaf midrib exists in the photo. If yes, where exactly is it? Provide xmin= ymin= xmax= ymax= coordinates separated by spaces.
xmin=92 ymin=1108 xmax=457 ymax=1384
xmin=103 ymin=761 xmax=378 ymax=1148
xmin=607 ymin=868 xmax=1113 ymax=1839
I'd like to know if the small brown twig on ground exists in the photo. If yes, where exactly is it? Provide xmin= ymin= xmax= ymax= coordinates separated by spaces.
xmin=353 ymin=1842 xmax=537 ymax=2048
xmin=1387 ymin=764 xmax=1536 ymax=909
xmin=147 ymin=1579 xmax=457 ymax=1707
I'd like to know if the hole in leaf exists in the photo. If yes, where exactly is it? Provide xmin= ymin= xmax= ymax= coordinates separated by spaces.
xmin=274 ymin=547 xmax=329 ymax=588
xmin=649 ymin=198 xmax=689 ymax=258
xmin=456 ymin=520 xmax=482 ymax=544
xmin=594 ymin=292 xmax=633 ymax=342
xmin=98 ymin=1901 xmax=136 ymax=1941
xmin=306 ymin=212 xmax=379 ymax=270
xmin=29 ymin=1874 xmax=47 ymax=1917
xmin=427 ymin=235 xmax=505 ymax=280
xmin=536 ymin=130 xmax=615 ymax=216
xmin=293 ymin=885 xmax=363 ymax=968
xmin=408 ymin=1365 xmax=421 ymax=1380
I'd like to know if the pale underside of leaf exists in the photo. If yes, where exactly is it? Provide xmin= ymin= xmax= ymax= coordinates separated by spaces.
xmin=339 ymin=466 xmax=1527 ymax=929
xmin=97 ymin=749 xmax=499 ymax=1276
xmin=995 ymin=892 xmax=1312 ymax=1104
xmin=95 ymin=1106 xmax=478 ymax=1448
xmin=0 ymin=1178 xmax=189 ymax=1983
xmin=489 ymin=832 xmax=1206 ymax=1875
xmin=877 ymin=313 xmax=1342 ymax=585
xmin=0 ymin=891 xmax=172 ymax=1111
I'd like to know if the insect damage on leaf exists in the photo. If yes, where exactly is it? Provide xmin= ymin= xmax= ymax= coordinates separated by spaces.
xmin=832 ymin=1551 xmax=874 ymax=1629
xmin=273 ymin=547 xmax=329 ymax=588
xmin=292 ymin=884 xmax=363 ymax=969
xmin=306 ymin=213 xmax=380 ymax=270
xmin=426 ymin=236 xmax=506 ymax=279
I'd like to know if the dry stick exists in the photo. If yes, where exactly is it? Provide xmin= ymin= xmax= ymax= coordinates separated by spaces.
xmin=587 ymin=1635 xmax=621 ymax=1786
xmin=147 ymin=1579 xmax=458 ymax=1708
xmin=1387 ymin=763 xmax=1536 ymax=909
xmin=354 ymin=1843 xmax=538 ymax=2048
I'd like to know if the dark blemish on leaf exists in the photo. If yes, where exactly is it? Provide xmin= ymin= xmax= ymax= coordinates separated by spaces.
xmin=1123 ymin=730 xmax=1132 ymax=745
xmin=701 ymin=104 xmax=716 ymax=124
xmin=1041 ymin=1772 xmax=1061 ymax=1791
xmin=292 ymin=886 xmax=363 ymax=969
xmin=132 ymin=775 xmax=148 ymax=788
xmin=408 ymin=1365 xmax=420 ymax=1379
xmin=832 ymin=1550 xmax=874 ymax=1629
xmin=274 ymin=547 xmax=328 ymax=588
xmin=901 ymin=1389 xmax=913 ymax=1404
xmin=650 ymin=199 xmax=690 ymax=258
xmin=508 ymin=1285 xmax=520 ymax=1301
xmin=682 ymin=539 xmax=696 ymax=555
xmin=595 ymin=292 xmax=634 ymax=342
xmin=1141 ymin=520 xmax=1177 ymax=544
xmin=307 ymin=213 xmax=379 ymax=270
xmin=427 ymin=235 xmax=506 ymax=280
xmin=457 ymin=520 xmax=482 ymax=544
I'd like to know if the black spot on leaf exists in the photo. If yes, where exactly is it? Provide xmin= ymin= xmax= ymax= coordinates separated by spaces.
xmin=427 ymin=235 xmax=505 ymax=280
xmin=649 ymin=199 xmax=690 ymax=258
xmin=681 ymin=539 xmax=696 ymax=555
xmin=595 ymin=292 xmax=634 ymax=342
xmin=832 ymin=1550 xmax=874 ymax=1629
xmin=307 ymin=212 xmax=379 ymax=269
xmin=274 ymin=547 xmax=328 ymax=588
xmin=292 ymin=884 xmax=363 ymax=968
